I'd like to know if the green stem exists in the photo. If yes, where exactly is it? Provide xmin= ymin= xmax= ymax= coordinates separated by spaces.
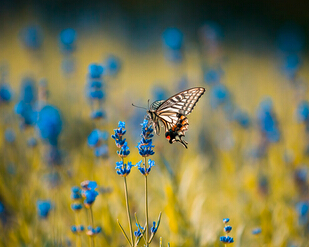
xmin=90 ymin=207 xmax=95 ymax=247
xmin=144 ymin=157 xmax=149 ymax=246
xmin=124 ymin=177 xmax=134 ymax=247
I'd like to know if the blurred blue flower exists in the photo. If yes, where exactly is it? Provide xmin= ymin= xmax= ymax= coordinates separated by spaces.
xmin=20 ymin=77 xmax=37 ymax=104
xmin=71 ymin=186 xmax=82 ymax=200
xmin=204 ymin=69 xmax=221 ymax=85
xmin=282 ymin=54 xmax=301 ymax=79
xmin=0 ymin=83 xmax=12 ymax=103
xmin=277 ymin=23 xmax=305 ymax=53
xmin=59 ymin=28 xmax=77 ymax=52
xmin=223 ymin=218 xmax=230 ymax=224
xmin=233 ymin=109 xmax=250 ymax=128
xmin=14 ymin=101 xmax=37 ymax=127
xmin=199 ymin=21 xmax=223 ymax=43
xmin=134 ymin=223 xmax=144 ymax=237
xmin=115 ymin=161 xmax=134 ymax=177
xmin=252 ymin=227 xmax=262 ymax=235
xmin=136 ymin=159 xmax=155 ymax=176
xmin=86 ymin=226 xmax=101 ymax=236
xmin=296 ymin=201 xmax=309 ymax=225
xmin=88 ymin=64 xmax=104 ymax=79
xmin=224 ymin=226 xmax=232 ymax=233
xmin=0 ymin=202 xmax=4 ymax=214
xmin=105 ymin=55 xmax=121 ymax=76
xmin=4 ymin=129 xmax=15 ymax=143
xmin=210 ymin=83 xmax=230 ymax=109
xmin=36 ymin=200 xmax=52 ymax=218
xmin=20 ymin=25 xmax=43 ymax=50
xmin=152 ymin=86 xmax=168 ymax=101
xmin=37 ymin=105 xmax=62 ymax=146
xmin=45 ymin=147 xmax=62 ymax=166
xmin=220 ymin=236 xmax=234 ymax=244
xmin=71 ymin=203 xmax=83 ymax=211
xmin=84 ymin=185 xmax=99 ymax=207
xmin=71 ymin=225 xmax=84 ymax=234
xmin=94 ymin=144 xmax=109 ymax=158
xmin=88 ymin=129 xmax=105 ymax=147
xmin=162 ymin=28 xmax=183 ymax=51
xmin=257 ymin=98 xmax=280 ymax=143
xmin=150 ymin=221 xmax=158 ymax=234
xmin=90 ymin=109 xmax=105 ymax=119
xmin=297 ymin=101 xmax=309 ymax=122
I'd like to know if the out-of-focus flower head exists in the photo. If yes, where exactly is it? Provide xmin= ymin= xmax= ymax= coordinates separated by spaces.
xmin=134 ymin=223 xmax=144 ymax=237
xmin=27 ymin=137 xmax=38 ymax=147
xmin=105 ymin=55 xmax=121 ymax=76
xmin=71 ymin=225 xmax=85 ymax=234
xmin=277 ymin=22 xmax=305 ymax=53
xmin=86 ymin=63 xmax=105 ymax=102
xmin=152 ymin=85 xmax=168 ymax=101
xmin=199 ymin=21 xmax=223 ymax=45
xmin=88 ymin=129 xmax=108 ymax=147
xmin=115 ymin=161 xmax=134 ymax=177
xmin=4 ymin=129 xmax=15 ymax=143
xmin=20 ymin=25 xmax=43 ymax=50
xmin=59 ymin=28 xmax=77 ymax=53
xmin=86 ymin=226 xmax=102 ymax=237
xmin=257 ymin=97 xmax=280 ymax=143
xmin=210 ymin=83 xmax=230 ymax=109
xmin=162 ymin=28 xmax=183 ymax=62
xmin=224 ymin=226 xmax=232 ymax=233
xmin=88 ymin=64 xmax=105 ymax=79
xmin=36 ymin=200 xmax=52 ymax=218
xmin=282 ymin=53 xmax=301 ymax=80
xmin=220 ymin=236 xmax=234 ymax=244
xmin=45 ymin=146 xmax=62 ymax=166
xmin=71 ymin=186 xmax=82 ymax=200
xmin=204 ymin=68 xmax=221 ymax=85
xmin=37 ymin=105 xmax=62 ymax=146
xmin=80 ymin=181 xmax=98 ymax=207
xmin=233 ymin=109 xmax=250 ymax=128
xmin=296 ymin=201 xmax=309 ymax=225
xmin=252 ymin=227 xmax=262 ymax=235
xmin=90 ymin=109 xmax=106 ymax=119
xmin=20 ymin=77 xmax=37 ymax=104
xmin=297 ymin=101 xmax=309 ymax=123
xmin=0 ymin=83 xmax=13 ymax=103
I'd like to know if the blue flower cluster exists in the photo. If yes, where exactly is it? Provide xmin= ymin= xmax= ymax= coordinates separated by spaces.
xmin=86 ymin=226 xmax=102 ymax=237
xmin=112 ymin=121 xmax=135 ymax=177
xmin=162 ymin=28 xmax=183 ymax=63
xmin=296 ymin=201 xmax=309 ymax=226
xmin=134 ymin=223 xmax=144 ymax=237
xmin=36 ymin=200 xmax=52 ymax=218
xmin=252 ymin=227 xmax=262 ymax=235
xmin=86 ymin=63 xmax=106 ymax=119
xmin=81 ymin=181 xmax=99 ymax=208
xmin=257 ymin=98 xmax=280 ymax=143
xmin=150 ymin=221 xmax=158 ymax=234
xmin=71 ymin=186 xmax=83 ymax=212
xmin=87 ymin=129 xmax=109 ymax=158
xmin=71 ymin=225 xmax=84 ymax=234
xmin=136 ymin=159 xmax=155 ymax=176
xmin=220 ymin=218 xmax=234 ymax=244
xmin=14 ymin=77 xmax=37 ymax=128
xmin=137 ymin=119 xmax=155 ymax=157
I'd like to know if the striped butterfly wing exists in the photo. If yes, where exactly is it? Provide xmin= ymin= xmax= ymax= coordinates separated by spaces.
xmin=155 ymin=87 xmax=205 ymax=132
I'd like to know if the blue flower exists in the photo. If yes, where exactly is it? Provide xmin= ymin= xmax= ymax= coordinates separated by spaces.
xmin=137 ymin=159 xmax=155 ymax=176
xmin=224 ymin=226 xmax=232 ymax=233
xmin=88 ymin=64 xmax=104 ymax=79
xmin=86 ymin=226 xmax=102 ymax=236
xmin=134 ymin=223 xmax=144 ymax=237
xmin=257 ymin=98 xmax=280 ymax=143
xmin=27 ymin=137 xmax=38 ymax=147
xmin=204 ymin=69 xmax=221 ymax=85
xmin=71 ymin=225 xmax=84 ymax=234
xmin=115 ymin=161 xmax=134 ymax=177
xmin=112 ymin=121 xmax=127 ymax=148
xmin=252 ymin=228 xmax=262 ymax=235
xmin=4 ymin=129 xmax=15 ymax=143
xmin=151 ymin=221 xmax=158 ymax=234
xmin=20 ymin=77 xmax=37 ymax=104
xmin=220 ymin=236 xmax=234 ymax=244
xmin=137 ymin=119 xmax=155 ymax=157
xmin=233 ymin=109 xmax=250 ymax=128
xmin=14 ymin=101 xmax=37 ymax=127
xmin=210 ymin=83 xmax=230 ymax=109
xmin=117 ymin=142 xmax=130 ymax=158
xmin=94 ymin=144 xmax=109 ymax=158
xmin=105 ymin=55 xmax=121 ymax=76
xmin=297 ymin=101 xmax=309 ymax=122
xmin=84 ymin=188 xmax=99 ymax=207
xmin=59 ymin=28 xmax=77 ymax=52
xmin=20 ymin=25 xmax=43 ymax=50
xmin=223 ymin=218 xmax=230 ymax=224
xmin=36 ymin=200 xmax=52 ymax=218
xmin=91 ymin=109 xmax=105 ymax=119
xmin=88 ymin=129 xmax=104 ymax=147
xmin=282 ymin=54 xmax=301 ymax=79
xmin=71 ymin=203 xmax=83 ymax=211
xmin=71 ymin=186 xmax=82 ymax=200
xmin=0 ymin=202 xmax=5 ymax=214
xmin=37 ymin=105 xmax=62 ymax=146
xmin=0 ymin=83 xmax=12 ymax=103
xmin=162 ymin=28 xmax=183 ymax=51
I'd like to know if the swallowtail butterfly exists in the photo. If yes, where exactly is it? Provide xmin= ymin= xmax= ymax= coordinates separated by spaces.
xmin=147 ymin=87 xmax=205 ymax=148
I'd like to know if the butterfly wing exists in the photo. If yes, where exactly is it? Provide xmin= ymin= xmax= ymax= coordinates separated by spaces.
xmin=155 ymin=87 xmax=205 ymax=132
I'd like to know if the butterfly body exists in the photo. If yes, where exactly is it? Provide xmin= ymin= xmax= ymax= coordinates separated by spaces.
xmin=147 ymin=87 xmax=205 ymax=148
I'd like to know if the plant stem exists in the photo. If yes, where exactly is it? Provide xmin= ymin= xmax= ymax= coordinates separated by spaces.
xmin=90 ymin=207 xmax=95 ymax=247
xmin=124 ymin=176 xmax=134 ymax=246
xmin=144 ymin=157 xmax=149 ymax=246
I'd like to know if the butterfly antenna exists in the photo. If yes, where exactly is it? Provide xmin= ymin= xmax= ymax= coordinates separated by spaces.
xmin=131 ymin=103 xmax=147 ymax=110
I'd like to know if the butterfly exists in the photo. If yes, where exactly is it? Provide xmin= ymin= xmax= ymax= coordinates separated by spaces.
xmin=147 ymin=87 xmax=205 ymax=148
